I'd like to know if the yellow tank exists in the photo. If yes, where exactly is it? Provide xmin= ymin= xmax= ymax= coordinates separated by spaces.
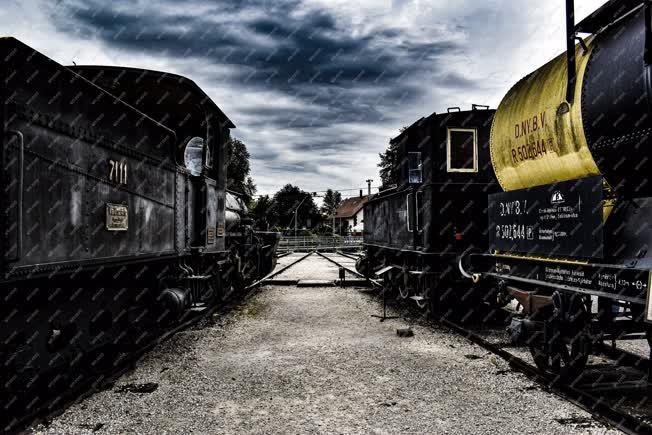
xmin=490 ymin=39 xmax=601 ymax=192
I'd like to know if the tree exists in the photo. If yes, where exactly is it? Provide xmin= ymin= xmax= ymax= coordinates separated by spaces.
xmin=268 ymin=184 xmax=320 ymax=230
xmin=378 ymin=139 xmax=400 ymax=189
xmin=227 ymin=137 xmax=256 ymax=203
xmin=320 ymin=189 xmax=342 ymax=216
xmin=244 ymin=176 xmax=257 ymax=201
xmin=250 ymin=194 xmax=274 ymax=230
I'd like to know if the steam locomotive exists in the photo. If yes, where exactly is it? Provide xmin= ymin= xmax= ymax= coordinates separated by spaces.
xmin=0 ymin=37 xmax=278 ymax=423
xmin=358 ymin=0 xmax=652 ymax=379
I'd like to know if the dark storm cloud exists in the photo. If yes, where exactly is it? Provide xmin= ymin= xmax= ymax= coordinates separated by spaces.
xmin=53 ymin=0 xmax=460 ymax=105
xmin=49 ymin=0 xmax=473 ymax=191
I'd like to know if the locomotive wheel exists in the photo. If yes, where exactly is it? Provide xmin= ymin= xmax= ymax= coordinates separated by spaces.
xmin=529 ymin=292 xmax=590 ymax=381
xmin=355 ymin=255 xmax=370 ymax=278
xmin=381 ymin=271 xmax=394 ymax=297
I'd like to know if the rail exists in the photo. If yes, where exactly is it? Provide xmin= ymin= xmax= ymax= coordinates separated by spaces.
xmin=277 ymin=235 xmax=363 ymax=252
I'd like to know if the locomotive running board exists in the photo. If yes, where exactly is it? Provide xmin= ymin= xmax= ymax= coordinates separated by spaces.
xmin=374 ymin=265 xmax=396 ymax=277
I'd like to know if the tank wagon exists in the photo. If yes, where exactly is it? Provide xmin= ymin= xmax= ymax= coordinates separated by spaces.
xmin=0 ymin=37 xmax=278 ymax=423
xmin=462 ymin=0 xmax=652 ymax=378
xmin=359 ymin=0 xmax=652 ymax=379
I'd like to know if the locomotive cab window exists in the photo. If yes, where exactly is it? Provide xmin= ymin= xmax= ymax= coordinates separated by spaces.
xmin=408 ymin=152 xmax=423 ymax=184
xmin=447 ymin=128 xmax=477 ymax=172
xmin=205 ymin=142 xmax=213 ymax=169
xmin=184 ymin=137 xmax=206 ymax=176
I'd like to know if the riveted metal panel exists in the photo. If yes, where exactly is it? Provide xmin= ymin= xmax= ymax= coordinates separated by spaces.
xmin=0 ymin=37 xmax=179 ymax=268
xmin=175 ymin=171 xmax=188 ymax=252
xmin=581 ymin=9 xmax=652 ymax=198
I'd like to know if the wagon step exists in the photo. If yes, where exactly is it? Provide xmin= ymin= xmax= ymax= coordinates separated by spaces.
xmin=190 ymin=303 xmax=209 ymax=312
xmin=374 ymin=265 xmax=396 ymax=277
xmin=409 ymin=295 xmax=429 ymax=302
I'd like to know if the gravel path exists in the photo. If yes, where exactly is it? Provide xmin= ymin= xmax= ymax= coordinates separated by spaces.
xmin=32 ymin=255 xmax=619 ymax=434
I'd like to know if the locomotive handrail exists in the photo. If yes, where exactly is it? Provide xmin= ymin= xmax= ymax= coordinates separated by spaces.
xmin=447 ymin=107 xmax=461 ymax=113
xmin=415 ymin=191 xmax=422 ymax=231
xmin=6 ymin=130 xmax=24 ymax=261
xmin=406 ymin=193 xmax=413 ymax=233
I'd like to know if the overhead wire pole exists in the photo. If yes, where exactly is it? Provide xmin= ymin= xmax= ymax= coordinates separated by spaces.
xmin=293 ymin=194 xmax=312 ymax=237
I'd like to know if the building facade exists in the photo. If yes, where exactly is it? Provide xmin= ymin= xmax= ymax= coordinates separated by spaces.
xmin=334 ymin=195 xmax=368 ymax=235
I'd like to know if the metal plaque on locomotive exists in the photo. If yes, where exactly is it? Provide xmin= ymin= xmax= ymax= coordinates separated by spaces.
xmin=105 ymin=203 xmax=129 ymax=231
xmin=488 ymin=175 xmax=603 ymax=258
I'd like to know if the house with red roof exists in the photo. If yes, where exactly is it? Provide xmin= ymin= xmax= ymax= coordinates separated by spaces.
xmin=334 ymin=195 xmax=368 ymax=235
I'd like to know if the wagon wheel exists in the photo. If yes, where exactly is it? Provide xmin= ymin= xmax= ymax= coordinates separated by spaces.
xmin=382 ymin=271 xmax=393 ymax=296
xmin=529 ymin=292 xmax=590 ymax=381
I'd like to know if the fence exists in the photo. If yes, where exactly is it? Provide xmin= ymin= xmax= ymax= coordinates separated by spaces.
xmin=277 ymin=235 xmax=363 ymax=252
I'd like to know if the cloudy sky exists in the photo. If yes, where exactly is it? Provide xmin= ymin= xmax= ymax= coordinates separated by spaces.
xmin=2 ymin=0 xmax=605 ymax=198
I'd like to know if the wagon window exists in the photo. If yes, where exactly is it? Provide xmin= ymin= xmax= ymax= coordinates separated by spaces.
xmin=184 ymin=137 xmax=205 ymax=176
xmin=407 ymin=152 xmax=422 ymax=184
xmin=447 ymin=128 xmax=478 ymax=172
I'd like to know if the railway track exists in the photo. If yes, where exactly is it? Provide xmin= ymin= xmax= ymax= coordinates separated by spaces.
xmin=7 ymin=267 xmax=297 ymax=434
xmin=11 ymin=252 xmax=327 ymax=432
xmin=308 ymin=251 xmax=652 ymax=435
xmin=15 ymin=251 xmax=651 ymax=433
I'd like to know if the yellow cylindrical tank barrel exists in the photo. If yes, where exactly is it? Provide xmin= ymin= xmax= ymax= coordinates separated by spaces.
xmin=490 ymin=39 xmax=600 ymax=192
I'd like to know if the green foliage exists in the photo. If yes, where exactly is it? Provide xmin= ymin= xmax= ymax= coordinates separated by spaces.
xmin=378 ymin=138 xmax=400 ymax=189
xmin=227 ymin=137 xmax=256 ymax=203
xmin=268 ymin=184 xmax=320 ymax=229
xmin=320 ymin=189 xmax=342 ymax=216
xmin=250 ymin=194 xmax=274 ymax=230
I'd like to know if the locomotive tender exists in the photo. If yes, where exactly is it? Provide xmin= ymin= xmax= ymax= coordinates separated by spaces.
xmin=360 ymin=0 xmax=652 ymax=378
xmin=0 ymin=37 xmax=278 ymax=422
xmin=357 ymin=106 xmax=499 ymax=310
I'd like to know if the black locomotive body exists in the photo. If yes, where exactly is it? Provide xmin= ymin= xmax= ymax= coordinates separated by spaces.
xmin=0 ymin=37 xmax=278 ymax=425
xmin=358 ymin=107 xmax=498 ymax=308
xmin=224 ymin=191 xmax=279 ymax=289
